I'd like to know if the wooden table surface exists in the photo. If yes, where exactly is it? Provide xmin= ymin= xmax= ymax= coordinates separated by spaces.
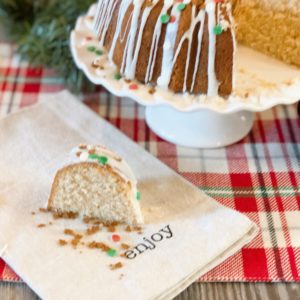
xmin=0 ymin=281 xmax=300 ymax=300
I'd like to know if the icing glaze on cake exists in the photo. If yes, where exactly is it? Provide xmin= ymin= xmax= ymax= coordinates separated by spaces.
xmin=93 ymin=0 xmax=235 ymax=97
xmin=70 ymin=144 xmax=136 ymax=184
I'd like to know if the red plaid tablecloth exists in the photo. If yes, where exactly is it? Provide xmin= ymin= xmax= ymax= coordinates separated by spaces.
xmin=0 ymin=43 xmax=299 ymax=282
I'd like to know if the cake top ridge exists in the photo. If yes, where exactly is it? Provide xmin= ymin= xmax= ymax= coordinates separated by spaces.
xmin=68 ymin=144 xmax=137 ymax=184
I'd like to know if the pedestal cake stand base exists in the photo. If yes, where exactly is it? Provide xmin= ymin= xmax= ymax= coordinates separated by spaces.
xmin=145 ymin=106 xmax=254 ymax=148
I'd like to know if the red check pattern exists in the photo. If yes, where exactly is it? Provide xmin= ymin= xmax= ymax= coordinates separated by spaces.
xmin=0 ymin=43 xmax=299 ymax=282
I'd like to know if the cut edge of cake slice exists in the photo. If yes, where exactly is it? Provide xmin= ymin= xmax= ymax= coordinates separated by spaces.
xmin=47 ymin=144 xmax=143 ymax=225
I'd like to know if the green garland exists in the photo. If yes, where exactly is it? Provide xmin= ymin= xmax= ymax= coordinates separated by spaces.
xmin=0 ymin=0 xmax=95 ymax=92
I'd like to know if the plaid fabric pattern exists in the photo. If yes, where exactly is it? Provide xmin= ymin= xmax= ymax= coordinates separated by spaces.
xmin=0 ymin=43 xmax=299 ymax=282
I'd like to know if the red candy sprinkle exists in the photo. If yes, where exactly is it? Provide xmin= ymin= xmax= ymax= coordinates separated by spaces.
xmin=129 ymin=83 xmax=138 ymax=90
xmin=85 ymin=36 xmax=93 ymax=41
xmin=112 ymin=234 xmax=121 ymax=242
xmin=170 ymin=16 xmax=176 ymax=23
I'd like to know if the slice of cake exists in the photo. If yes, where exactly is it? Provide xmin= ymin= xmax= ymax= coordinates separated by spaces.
xmin=48 ymin=144 xmax=143 ymax=225
xmin=234 ymin=0 xmax=300 ymax=67
xmin=93 ymin=0 xmax=236 ymax=97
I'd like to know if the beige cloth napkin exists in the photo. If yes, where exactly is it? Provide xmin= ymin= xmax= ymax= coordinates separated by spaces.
xmin=0 ymin=91 xmax=258 ymax=300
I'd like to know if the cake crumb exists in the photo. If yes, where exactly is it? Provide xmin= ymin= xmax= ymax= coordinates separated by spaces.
xmin=148 ymin=87 xmax=156 ymax=95
xmin=39 ymin=208 xmax=49 ymax=213
xmin=58 ymin=239 xmax=68 ymax=246
xmin=109 ymin=262 xmax=123 ymax=270
xmin=49 ymin=222 xmax=53 ymax=225
xmin=125 ymin=226 xmax=132 ymax=232
xmin=53 ymin=211 xmax=78 ymax=219
xmin=120 ymin=243 xmax=130 ymax=250
xmin=64 ymin=228 xmax=76 ymax=236
xmin=86 ymin=225 xmax=100 ymax=235
xmin=71 ymin=235 xmax=82 ymax=248
xmin=103 ymin=221 xmax=119 ymax=227
xmin=37 ymin=224 xmax=46 ymax=228
xmin=83 ymin=217 xmax=102 ymax=225
xmin=88 ymin=241 xmax=110 ymax=252
xmin=91 ymin=61 xmax=104 ymax=69
xmin=107 ymin=226 xmax=116 ymax=233
xmin=31 ymin=212 xmax=36 ymax=215
xmin=133 ymin=226 xmax=142 ymax=232
xmin=83 ymin=217 xmax=92 ymax=224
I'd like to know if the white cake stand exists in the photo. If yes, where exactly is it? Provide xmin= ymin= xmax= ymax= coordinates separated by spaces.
xmin=70 ymin=5 xmax=300 ymax=148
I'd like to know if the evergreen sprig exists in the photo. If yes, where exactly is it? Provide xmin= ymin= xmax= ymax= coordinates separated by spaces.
xmin=0 ymin=0 xmax=95 ymax=92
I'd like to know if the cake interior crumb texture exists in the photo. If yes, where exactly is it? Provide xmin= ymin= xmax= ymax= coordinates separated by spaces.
xmin=48 ymin=163 xmax=141 ymax=225
xmin=234 ymin=0 xmax=300 ymax=67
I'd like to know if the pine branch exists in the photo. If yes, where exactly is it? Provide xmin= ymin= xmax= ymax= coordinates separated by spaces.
xmin=0 ymin=0 xmax=95 ymax=93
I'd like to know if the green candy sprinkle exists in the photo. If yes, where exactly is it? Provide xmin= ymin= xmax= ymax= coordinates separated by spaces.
xmin=160 ymin=14 xmax=170 ymax=24
xmin=136 ymin=191 xmax=141 ymax=201
xmin=88 ymin=154 xmax=108 ymax=165
xmin=95 ymin=49 xmax=103 ymax=56
xmin=213 ymin=24 xmax=223 ymax=35
xmin=107 ymin=249 xmax=117 ymax=257
xmin=98 ymin=156 xmax=108 ymax=164
xmin=114 ymin=73 xmax=122 ymax=80
xmin=87 ymin=46 xmax=96 ymax=52
xmin=177 ymin=3 xmax=186 ymax=11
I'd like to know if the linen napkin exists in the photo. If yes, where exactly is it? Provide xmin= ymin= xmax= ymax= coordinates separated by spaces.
xmin=0 ymin=91 xmax=258 ymax=300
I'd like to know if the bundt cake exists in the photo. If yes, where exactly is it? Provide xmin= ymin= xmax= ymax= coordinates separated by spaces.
xmin=234 ymin=0 xmax=300 ymax=68
xmin=48 ymin=144 xmax=143 ymax=225
xmin=93 ymin=0 xmax=236 ymax=97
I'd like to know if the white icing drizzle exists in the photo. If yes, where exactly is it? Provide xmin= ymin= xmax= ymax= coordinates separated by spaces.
xmin=157 ymin=3 xmax=180 ymax=88
xmin=227 ymin=2 xmax=236 ymax=91
xmin=109 ymin=0 xmax=132 ymax=61
xmin=93 ymin=0 xmax=234 ymax=96
xmin=94 ymin=0 xmax=114 ymax=46
xmin=191 ymin=10 xmax=205 ymax=92
xmin=120 ymin=10 xmax=133 ymax=42
xmin=92 ymin=0 xmax=102 ymax=32
xmin=159 ymin=4 xmax=206 ymax=93
xmin=182 ymin=5 xmax=197 ymax=92
xmin=92 ymin=0 xmax=104 ymax=33
xmin=145 ymin=1 xmax=174 ymax=83
xmin=69 ymin=145 xmax=137 ymax=185
xmin=120 ymin=1 xmax=143 ymax=78
xmin=100 ymin=0 xmax=119 ymax=48
xmin=207 ymin=1 xmax=219 ymax=96
xmin=129 ymin=1 xmax=159 ymax=79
